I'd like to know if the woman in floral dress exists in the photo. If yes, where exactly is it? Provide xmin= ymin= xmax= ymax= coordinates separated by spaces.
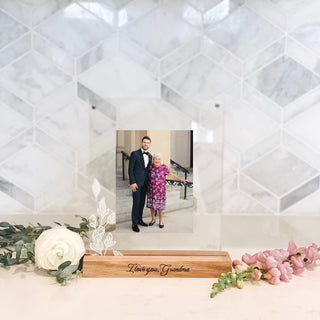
xmin=147 ymin=153 xmax=187 ymax=228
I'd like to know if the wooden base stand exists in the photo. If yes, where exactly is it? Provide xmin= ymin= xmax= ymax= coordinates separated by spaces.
xmin=83 ymin=250 xmax=232 ymax=278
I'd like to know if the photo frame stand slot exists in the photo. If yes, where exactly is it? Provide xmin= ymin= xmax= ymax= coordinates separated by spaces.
xmin=83 ymin=250 xmax=232 ymax=278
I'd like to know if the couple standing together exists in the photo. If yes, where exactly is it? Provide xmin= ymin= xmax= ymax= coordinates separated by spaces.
xmin=128 ymin=136 xmax=187 ymax=233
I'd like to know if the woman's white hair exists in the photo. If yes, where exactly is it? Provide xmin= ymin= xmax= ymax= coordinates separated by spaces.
xmin=153 ymin=153 xmax=163 ymax=164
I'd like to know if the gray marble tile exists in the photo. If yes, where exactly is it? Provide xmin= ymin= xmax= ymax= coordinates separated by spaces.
xmin=0 ymin=175 xmax=34 ymax=209
xmin=0 ymin=102 xmax=31 ymax=149
xmin=77 ymin=82 xmax=116 ymax=121
xmin=0 ymin=10 xmax=29 ymax=50
xmin=241 ymin=131 xmax=280 ymax=167
xmin=242 ymin=84 xmax=282 ymax=123
xmin=33 ymin=33 xmax=74 ymax=75
xmin=206 ymin=6 xmax=283 ymax=59
xmin=240 ymin=173 xmax=278 ymax=211
xmin=38 ymin=99 xmax=114 ymax=150
xmin=280 ymin=176 xmax=319 ymax=211
xmin=122 ymin=6 xmax=199 ymax=58
xmin=247 ymin=56 xmax=320 ymax=107
xmin=243 ymin=148 xmax=318 ymax=197
xmin=0 ymin=190 xmax=30 ymax=213
xmin=77 ymin=35 xmax=118 ymax=74
xmin=0 ymin=85 xmax=33 ymax=120
xmin=282 ymin=131 xmax=320 ymax=170
xmin=0 ymin=33 xmax=31 ymax=69
xmin=0 ymin=52 xmax=72 ymax=104
xmin=35 ymin=3 xmax=114 ymax=57
xmin=0 ymin=145 xmax=71 ymax=196
xmin=163 ymin=55 xmax=237 ymax=103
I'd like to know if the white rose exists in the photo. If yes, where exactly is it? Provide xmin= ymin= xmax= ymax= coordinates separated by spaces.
xmin=35 ymin=227 xmax=86 ymax=270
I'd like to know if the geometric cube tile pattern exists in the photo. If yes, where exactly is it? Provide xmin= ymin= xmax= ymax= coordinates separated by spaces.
xmin=1 ymin=0 xmax=320 ymax=217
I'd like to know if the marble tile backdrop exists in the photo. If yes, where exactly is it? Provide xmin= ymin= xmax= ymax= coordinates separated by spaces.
xmin=1 ymin=0 xmax=320 ymax=246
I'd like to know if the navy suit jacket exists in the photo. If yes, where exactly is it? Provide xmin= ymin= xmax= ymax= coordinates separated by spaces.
xmin=128 ymin=149 xmax=152 ymax=187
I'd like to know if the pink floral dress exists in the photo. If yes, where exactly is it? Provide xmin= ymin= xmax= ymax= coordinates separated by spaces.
xmin=147 ymin=164 xmax=170 ymax=210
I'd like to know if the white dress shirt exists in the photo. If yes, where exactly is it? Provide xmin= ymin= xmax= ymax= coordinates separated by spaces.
xmin=141 ymin=148 xmax=149 ymax=168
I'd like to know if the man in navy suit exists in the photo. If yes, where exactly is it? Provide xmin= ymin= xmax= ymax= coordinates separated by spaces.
xmin=128 ymin=136 xmax=152 ymax=232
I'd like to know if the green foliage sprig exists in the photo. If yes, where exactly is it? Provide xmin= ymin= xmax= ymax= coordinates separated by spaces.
xmin=0 ymin=217 xmax=90 ymax=284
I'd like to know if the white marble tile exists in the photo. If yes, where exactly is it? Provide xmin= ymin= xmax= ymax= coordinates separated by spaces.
xmin=0 ymin=10 xmax=29 ymax=50
xmin=119 ymin=34 xmax=158 ymax=78
xmin=202 ymin=36 xmax=242 ymax=77
xmin=270 ymin=0 xmax=316 ymax=13
xmin=38 ymin=99 xmax=113 ymax=150
xmin=283 ymin=86 xmax=320 ymax=123
xmin=280 ymin=176 xmax=319 ymax=211
xmin=242 ymin=84 xmax=282 ymax=123
xmin=285 ymin=105 xmax=320 ymax=152
xmin=0 ymin=52 xmax=72 ymax=104
xmin=0 ymin=145 xmax=71 ymax=196
xmin=282 ymin=131 xmax=320 ymax=170
xmin=0 ymin=0 xmax=32 ymax=26
xmin=218 ymin=101 xmax=279 ymax=152
xmin=211 ymin=83 xmax=241 ymax=109
xmin=203 ymin=0 xmax=244 ymax=28
xmin=243 ymin=148 xmax=318 ymax=196
xmin=0 ymin=85 xmax=33 ymax=120
xmin=241 ymin=131 xmax=280 ymax=167
xmin=206 ymin=6 xmax=283 ymax=60
xmin=36 ymin=3 xmax=114 ymax=57
xmin=187 ymin=0 xmax=224 ymax=12
xmin=0 ymin=102 xmax=31 ymax=149
xmin=243 ymin=38 xmax=285 ymax=76
xmin=247 ymin=56 xmax=320 ymax=107
xmin=116 ymin=98 xmax=192 ymax=130
xmin=122 ymin=6 xmax=199 ymax=58
xmin=117 ymin=0 xmax=159 ymax=28
xmin=79 ymin=54 xmax=159 ymax=99
xmin=35 ymin=128 xmax=75 ymax=165
xmin=32 ymin=0 xmax=73 ymax=25
xmin=35 ymin=82 xmax=75 ymax=120
xmin=77 ymin=35 xmax=118 ymax=74
xmin=77 ymin=82 xmax=116 ymax=121
xmin=0 ymin=33 xmax=31 ymax=69
xmin=0 ymin=129 xmax=33 ymax=163
xmin=77 ymin=128 xmax=115 ymax=167
xmin=0 ymin=175 xmax=34 ymax=209
xmin=160 ymin=37 xmax=200 ymax=76
xmin=163 ymin=54 xmax=238 ymax=103
xmin=240 ymin=173 xmax=278 ymax=211
xmin=33 ymin=33 xmax=74 ymax=75
xmin=246 ymin=0 xmax=286 ymax=30
xmin=80 ymin=150 xmax=115 ymax=192
xmin=287 ymin=37 xmax=320 ymax=76
xmin=103 ymin=0 xmax=133 ymax=9
xmin=77 ymin=1 xmax=116 ymax=27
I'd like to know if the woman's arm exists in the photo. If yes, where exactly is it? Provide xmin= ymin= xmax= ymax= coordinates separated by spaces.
xmin=167 ymin=172 xmax=188 ymax=184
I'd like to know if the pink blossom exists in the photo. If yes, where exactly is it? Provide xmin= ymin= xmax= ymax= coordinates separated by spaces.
xmin=253 ymin=269 xmax=262 ymax=281
xmin=278 ymin=262 xmax=293 ymax=282
xmin=293 ymin=267 xmax=305 ymax=275
xmin=288 ymin=239 xmax=298 ymax=256
xmin=265 ymin=256 xmax=278 ymax=269
xmin=232 ymin=260 xmax=249 ymax=271
xmin=256 ymin=252 xmax=268 ymax=263
xmin=242 ymin=253 xmax=257 ymax=265
xmin=291 ymin=255 xmax=305 ymax=269
xmin=306 ymin=244 xmax=320 ymax=265
xmin=264 ymin=267 xmax=281 ymax=285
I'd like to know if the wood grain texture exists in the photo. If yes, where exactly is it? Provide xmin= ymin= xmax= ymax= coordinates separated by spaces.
xmin=83 ymin=250 xmax=232 ymax=278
